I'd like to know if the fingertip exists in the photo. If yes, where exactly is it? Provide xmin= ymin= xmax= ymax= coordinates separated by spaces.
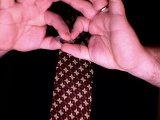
xmin=50 ymin=40 xmax=62 ymax=50
xmin=70 ymin=16 xmax=89 ymax=40
xmin=64 ymin=31 xmax=70 ymax=37
xmin=44 ymin=11 xmax=71 ymax=40
xmin=71 ymin=31 xmax=79 ymax=40
xmin=59 ymin=31 xmax=71 ymax=41
xmin=61 ymin=43 xmax=90 ymax=61
xmin=61 ymin=43 xmax=79 ymax=57
xmin=40 ymin=37 xmax=62 ymax=50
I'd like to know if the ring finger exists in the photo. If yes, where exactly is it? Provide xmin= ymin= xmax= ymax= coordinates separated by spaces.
xmin=89 ymin=0 xmax=108 ymax=11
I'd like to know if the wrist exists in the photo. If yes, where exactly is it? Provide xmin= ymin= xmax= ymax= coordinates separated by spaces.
xmin=145 ymin=48 xmax=160 ymax=86
xmin=129 ymin=48 xmax=160 ymax=87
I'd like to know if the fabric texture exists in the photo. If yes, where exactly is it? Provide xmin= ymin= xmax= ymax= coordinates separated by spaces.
xmin=50 ymin=51 xmax=93 ymax=120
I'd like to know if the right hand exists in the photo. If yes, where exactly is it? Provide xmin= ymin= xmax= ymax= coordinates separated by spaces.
xmin=0 ymin=0 xmax=98 ymax=52
xmin=61 ymin=0 xmax=155 ymax=82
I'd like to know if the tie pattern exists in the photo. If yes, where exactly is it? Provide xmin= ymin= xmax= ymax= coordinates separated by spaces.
xmin=50 ymin=51 xmax=93 ymax=120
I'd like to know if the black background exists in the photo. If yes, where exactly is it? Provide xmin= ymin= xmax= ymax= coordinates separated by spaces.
xmin=0 ymin=0 xmax=160 ymax=120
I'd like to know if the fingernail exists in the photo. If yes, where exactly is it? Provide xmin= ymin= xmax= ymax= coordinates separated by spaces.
xmin=71 ymin=32 xmax=77 ymax=40
xmin=64 ymin=32 xmax=72 ymax=40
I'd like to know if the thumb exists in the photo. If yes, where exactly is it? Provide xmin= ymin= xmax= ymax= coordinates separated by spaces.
xmin=109 ymin=0 xmax=126 ymax=16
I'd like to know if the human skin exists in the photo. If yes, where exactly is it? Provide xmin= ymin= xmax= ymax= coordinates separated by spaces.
xmin=61 ymin=0 xmax=160 ymax=87
xmin=1 ymin=0 xmax=159 ymax=86
xmin=0 ymin=0 xmax=104 ymax=56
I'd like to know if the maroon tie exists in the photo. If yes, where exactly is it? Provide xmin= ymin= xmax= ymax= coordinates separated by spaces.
xmin=50 ymin=50 xmax=93 ymax=120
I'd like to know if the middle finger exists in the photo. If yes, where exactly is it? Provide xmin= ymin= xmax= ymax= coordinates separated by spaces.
xmin=61 ymin=0 xmax=97 ymax=19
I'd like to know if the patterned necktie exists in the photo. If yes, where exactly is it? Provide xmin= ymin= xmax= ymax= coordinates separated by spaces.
xmin=50 ymin=50 xmax=93 ymax=120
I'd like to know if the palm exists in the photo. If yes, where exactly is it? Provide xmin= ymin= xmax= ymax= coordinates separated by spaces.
xmin=0 ymin=0 xmax=78 ymax=52
xmin=88 ymin=13 xmax=120 ymax=69
xmin=0 ymin=2 xmax=47 ymax=51
xmin=89 ymin=11 xmax=145 ymax=70
xmin=62 ymin=2 xmax=146 ymax=71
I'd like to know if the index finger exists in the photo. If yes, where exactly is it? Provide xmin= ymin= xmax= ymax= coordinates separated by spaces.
xmin=61 ymin=0 xmax=97 ymax=19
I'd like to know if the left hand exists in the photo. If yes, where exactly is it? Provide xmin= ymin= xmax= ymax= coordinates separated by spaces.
xmin=61 ymin=0 xmax=150 ymax=72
